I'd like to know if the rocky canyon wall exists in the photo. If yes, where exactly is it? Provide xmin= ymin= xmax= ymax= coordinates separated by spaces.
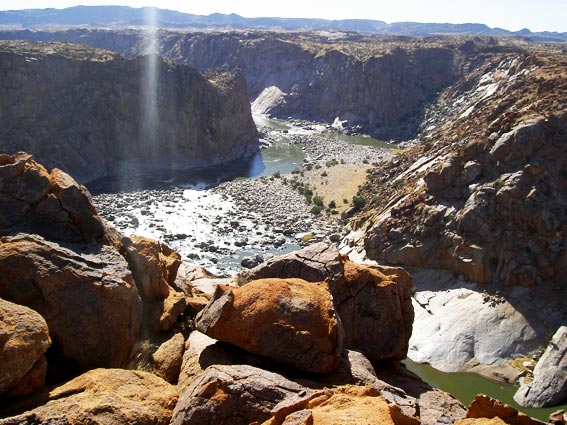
xmin=0 ymin=30 xmax=521 ymax=139
xmin=0 ymin=40 xmax=258 ymax=182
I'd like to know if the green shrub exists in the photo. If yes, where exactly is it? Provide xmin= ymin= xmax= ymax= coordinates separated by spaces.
xmin=310 ymin=205 xmax=322 ymax=215
xmin=328 ymin=200 xmax=337 ymax=209
xmin=352 ymin=195 xmax=367 ymax=210
xmin=312 ymin=195 xmax=324 ymax=207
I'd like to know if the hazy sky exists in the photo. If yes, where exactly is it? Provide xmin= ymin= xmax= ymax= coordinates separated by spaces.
xmin=2 ymin=0 xmax=566 ymax=33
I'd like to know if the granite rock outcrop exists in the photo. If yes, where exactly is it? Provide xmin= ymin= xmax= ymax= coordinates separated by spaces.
xmin=343 ymin=45 xmax=567 ymax=380
xmin=514 ymin=326 xmax=567 ymax=408
xmin=349 ymin=50 xmax=567 ymax=288
xmin=0 ymin=298 xmax=50 ymax=397
xmin=238 ymin=243 xmax=414 ymax=362
xmin=196 ymin=278 xmax=343 ymax=373
xmin=0 ymin=369 xmax=178 ymax=425
xmin=0 ymin=153 xmax=111 ymax=244
xmin=0 ymin=233 xmax=142 ymax=375
xmin=173 ymin=331 xmax=467 ymax=425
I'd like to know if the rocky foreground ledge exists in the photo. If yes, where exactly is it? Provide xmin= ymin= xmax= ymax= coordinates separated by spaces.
xmin=0 ymin=153 xmax=552 ymax=424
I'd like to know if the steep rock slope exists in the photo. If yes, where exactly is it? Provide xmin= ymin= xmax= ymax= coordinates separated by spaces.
xmin=343 ymin=47 xmax=567 ymax=375
xmin=0 ymin=30 xmax=525 ymax=139
xmin=0 ymin=40 xmax=258 ymax=182
xmin=350 ymin=48 xmax=567 ymax=287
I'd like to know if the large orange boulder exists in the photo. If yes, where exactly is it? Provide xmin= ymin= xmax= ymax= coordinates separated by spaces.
xmin=0 ymin=298 xmax=50 ymax=396
xmin=0 ymin=234 xmax=142 ymax=375
xmin=237 ymin=243 xmax=414 ymax=362
xmin=196 ymin=278 xmax=343 ymax=373
xmin=0 ymin=369 xmax=178 ymax=424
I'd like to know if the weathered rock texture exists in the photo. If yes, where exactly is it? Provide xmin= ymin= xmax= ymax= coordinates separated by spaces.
xmin=174 ymin=330 xmax=466 ymax=425
xmin=464 ymin=394 xmax=544 ymax=425
xmin=406 ymin=268 xmax=555 ymax=374
xmin=196 ymin=278 xmax=342 ymax=373
xmin=0 ymin=30 xmax=526 ymax=139
xmin=0 ymin=298 xmax=50 ymax=396
xmin=152 ymin=332 xmax=185 ymax=384
xmin=0 ymin=368 xmax=178 ymax=424
xmin=238 ymin=243 xmax=414 ymax=362
xmin=0 ymin=40 xmax=258 ymax=182
xmin=0 ymin=233 xmax=142 ymax=374
xmin=349 ymin=50 xmax=567 ymax=288
xmin=121 ymin=235 xmax=181 ymax=301
xmin=514 ymin=326 xmax=567 ymax=408
xmin=0 ymin=153 xmax=111 ymax=244
xmin=173 ymin=363 xmax=313 ymax=425
xmin=262 ymin=385 xmax=420 ymax=425
xmin=340 ymin=45 xmax=567 ymax=375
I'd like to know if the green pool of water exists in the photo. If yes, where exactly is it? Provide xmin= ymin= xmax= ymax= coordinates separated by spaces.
xmin=404 ymin=359 xmax=567 ymax=422
xmin=320 ymin=131 xmax=393 ymax=149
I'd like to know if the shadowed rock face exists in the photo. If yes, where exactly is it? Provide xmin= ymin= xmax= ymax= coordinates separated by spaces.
xmin=0 ymin=40 xmax=259 ymax=182
xmin=0 ymin=234 xmax=142 ymax=375
xmin=0 ymin=298 xmax=51 ymax=397
xmin=514 ymin=326 xmax=567 ymax=408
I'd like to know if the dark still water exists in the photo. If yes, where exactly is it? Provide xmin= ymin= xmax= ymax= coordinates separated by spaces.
xmin=404 ymin=359 xmax=567 ymax=421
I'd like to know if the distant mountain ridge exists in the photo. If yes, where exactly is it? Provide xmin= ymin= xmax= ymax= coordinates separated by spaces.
xmin=1 ymin=5 xmax=566 ymax=42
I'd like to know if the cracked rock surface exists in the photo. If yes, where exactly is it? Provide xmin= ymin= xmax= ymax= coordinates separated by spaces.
xmin=195 ymin=277 xmax=343 ymax=373
xmin=0 ymin=152 xmax=112 ymax=245
xmin=0 ymin=233 xmax=142 ymax=375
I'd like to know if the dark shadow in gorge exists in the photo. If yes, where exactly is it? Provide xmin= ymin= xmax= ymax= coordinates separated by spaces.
xmin=85 ymin=152 xmax=265 ymax=196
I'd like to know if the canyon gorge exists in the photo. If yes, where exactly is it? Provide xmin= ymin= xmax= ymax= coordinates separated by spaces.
xmin=0 ymin=11 xmax=566 ymax=425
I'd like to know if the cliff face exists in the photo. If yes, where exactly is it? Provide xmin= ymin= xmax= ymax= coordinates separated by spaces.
xmin=0 ymin=40 xmax=258 ymax=182
xmin=0 ymin=30 xmax=522 ymax=139
xmin=347 ymin=47 xmax=567 ymax=287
